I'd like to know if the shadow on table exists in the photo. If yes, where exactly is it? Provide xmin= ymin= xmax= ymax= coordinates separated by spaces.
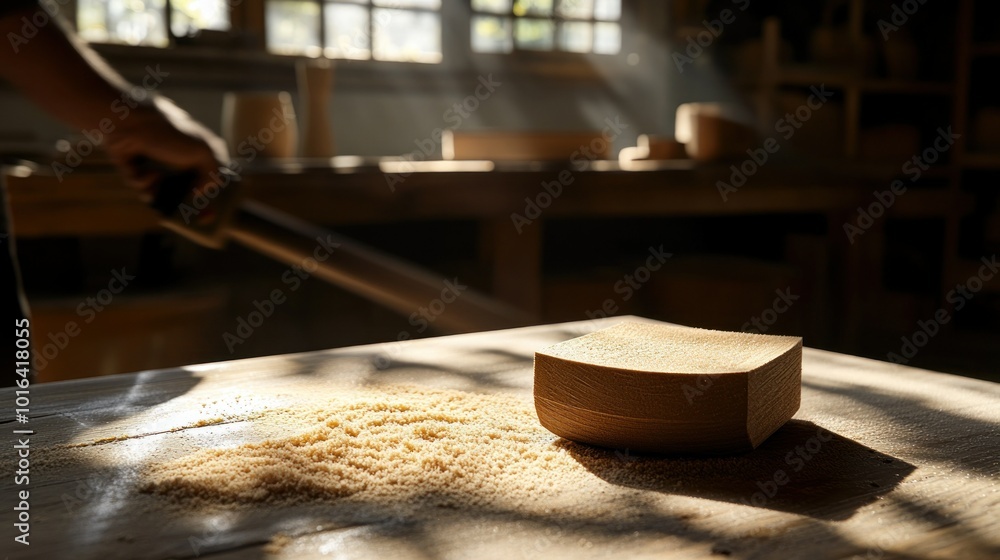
xmin=0 ymin=367 xmax=203 ymax=555
xmin=0 ymin=366 xmax=202 ymax=437
xmin=802 ymin=375 xmax=1000 ymax=476
xmin=557 ymin=419 xmax=915 ymax=521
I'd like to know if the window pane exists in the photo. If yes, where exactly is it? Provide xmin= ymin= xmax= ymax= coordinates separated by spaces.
xmin=324 ymin=3 xmax=370 ymax=59
xmin=472 ymin=15 xmax=512 ymax=53
xmin=78 ymin=0 xmax=110 ymax=43
xmin=472 ymin=0 xmax=512 ymax=14
xmin=556 ymin=0 xmax=593 ymax=19
xmin=515 ymin=18 xmax=553 ymax=50
xmin=513 ymin=0 xmax=553 ymax=17
xmin=593 ymin=21 xmax=620 ymax=54
xmin=374 ymin=0 xmax=441 ymax=8
xmin=266 ymin=1 xmax=321 ymax=55
xmin=372 ymin=9 xmax=442 ymax=63
xmin=593 ymin=0 xmax=620 ymax=21
xmin=77 ymin=0 xmax=168 ymax=46
xmin=171 ymin=0 xmax=229 ymax=37
xmin=559 ymin=21 xmax=591 ymax=52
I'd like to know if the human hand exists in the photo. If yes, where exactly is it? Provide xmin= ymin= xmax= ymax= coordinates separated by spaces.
xmin=103 ymin=95 xmax=230 ymax=204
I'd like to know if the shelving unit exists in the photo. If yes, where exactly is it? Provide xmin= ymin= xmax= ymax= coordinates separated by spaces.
xmin=754 ymin=16 xmax=959 ymax=159
xmin=950 ymin=0 xmax=1000 ymax=296
xmin=961 ymin=153 xmax=1000 ymax=170
xmin=721 ymin=0 xmax=997 ymax=344
xmin=970 ymin=43 xmax=1000 ymax=57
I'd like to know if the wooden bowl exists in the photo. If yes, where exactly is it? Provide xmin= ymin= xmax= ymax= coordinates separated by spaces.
xmin=534 ymin=322 xmax=802 ymax=454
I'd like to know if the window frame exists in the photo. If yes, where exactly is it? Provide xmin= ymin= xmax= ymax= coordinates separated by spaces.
xmin=469 ymin=0 xmax=625 ymax=56
xmin=268 ymin=0 xmax=445 ymax=63
xmin=67 ymin=0 xmax=644 ymax=89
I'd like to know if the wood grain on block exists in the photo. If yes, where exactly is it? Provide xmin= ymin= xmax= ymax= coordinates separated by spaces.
xmin=618 ymin=134 xmax=685 ymax=165
xmin=534 ymin=322 xmax=801 ymax=454
xmin=442 ymin=130 xmax=608 ymax=161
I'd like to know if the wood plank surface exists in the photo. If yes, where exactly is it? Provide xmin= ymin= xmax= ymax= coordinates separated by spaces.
xmin=1 ymin=317 xmax=998 ymax=559
xmin=4 ymin=160 xmax=926 ymax=237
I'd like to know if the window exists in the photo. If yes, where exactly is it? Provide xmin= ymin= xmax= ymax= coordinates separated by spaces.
xmin=77 ymin=0 xmax=230 ymax=46
xmin=266 ymin=0 xmax=442 ymax=63
xmin=74 ymin=1 xmax=622 ymax=66
xmin=471 ymin=0 xmax=621 ymax=55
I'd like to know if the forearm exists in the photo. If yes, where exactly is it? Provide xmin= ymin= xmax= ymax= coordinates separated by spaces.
xmin=0 ymin=4 xmax=154 ymax=133
xmin=0 ymin=3 xmax=228 ymax=202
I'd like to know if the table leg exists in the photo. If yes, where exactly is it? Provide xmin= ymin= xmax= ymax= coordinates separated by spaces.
xmin=480 ymin=218 xmax=542 ymax=317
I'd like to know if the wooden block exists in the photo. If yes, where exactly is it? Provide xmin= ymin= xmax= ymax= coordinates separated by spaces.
xmin=618 ymin=134 xmax=685 ymax=165
xmin=640 ymin=134 xmax=686 ymax=160
xmin=442 ymin=130 xmax=609 ymax=161
xmin=534 ymin=322 xmax=801 ymax=454
xmin=675 ymin=103 xmax=758 ymax=162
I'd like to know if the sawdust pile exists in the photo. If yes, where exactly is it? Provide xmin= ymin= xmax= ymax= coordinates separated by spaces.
xmin=141 ymin=387 xmax=590 ymax=510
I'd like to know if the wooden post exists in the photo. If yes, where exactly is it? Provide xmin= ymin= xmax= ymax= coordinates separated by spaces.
xmin=480 ymin=217 xmax=543 ymax=317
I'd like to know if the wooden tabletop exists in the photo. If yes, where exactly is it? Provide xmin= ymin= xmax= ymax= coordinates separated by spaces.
xmin=2 ymin=317 xmax=998 ymax=559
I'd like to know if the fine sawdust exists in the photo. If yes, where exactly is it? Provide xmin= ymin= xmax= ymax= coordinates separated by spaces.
xmin=140 ymin=386 xmax=594 ymax=511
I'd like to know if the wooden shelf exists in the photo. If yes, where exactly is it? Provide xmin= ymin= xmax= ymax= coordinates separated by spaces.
xmin=971 ymin=43 xmax=1000 ymax=57
xmin=735 ymin=5 xmax=989 ymax=346
xmin=748 ymin=66 xmax=954 ymax=95
xmin=887 ymin=189 xmax=971 ymax=218
xmin=962 ymin=153 xmax=1000 ymax=170
xmin=772 ymin=66 xmax=855 ymax=88
xmin=947 ymin=259 xmax=1000 ymax=293
xmin=857 ymin=80 xmax=955 ymax=95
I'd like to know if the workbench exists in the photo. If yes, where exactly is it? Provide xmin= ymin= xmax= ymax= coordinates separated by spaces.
xmin=4 ymin=157 xmax=956 ymax=349
xmin=2 ymin=317 xmax=997 ymax=559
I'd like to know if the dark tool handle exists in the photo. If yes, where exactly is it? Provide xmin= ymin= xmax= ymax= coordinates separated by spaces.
xmin=230 ymin=201 xmax=537 ymax=334
xmin=137 ymin=157 xmax=241 ymax=249
xmin=149 ymin=167 xmax=201 ymax=218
